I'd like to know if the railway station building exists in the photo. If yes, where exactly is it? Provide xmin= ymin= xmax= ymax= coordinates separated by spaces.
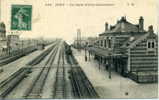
xmin=7 ymin=34 xmax=20 ymax=52
xmin=88 ymin=16 xmax=158 ymax=83
xmin=0 ymin=22 xmax=7 ymax=56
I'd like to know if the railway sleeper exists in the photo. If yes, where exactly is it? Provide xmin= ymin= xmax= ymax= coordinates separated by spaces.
xmin=69 ymin=69 xmax=99 ymax=99
xmin=69 ymin=72 xmax=83 ymax=98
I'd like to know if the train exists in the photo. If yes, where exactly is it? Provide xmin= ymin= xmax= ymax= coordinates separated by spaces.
xmin=65 ymin=45 xmax=72 ymax=55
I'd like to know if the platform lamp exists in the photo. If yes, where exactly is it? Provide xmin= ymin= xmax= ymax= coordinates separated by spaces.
xmin=108 ymin=36 xmax=113 ymax=79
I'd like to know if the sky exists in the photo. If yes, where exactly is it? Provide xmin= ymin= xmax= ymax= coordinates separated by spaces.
xmin=0 ymin=0 xmax=158 ymax=44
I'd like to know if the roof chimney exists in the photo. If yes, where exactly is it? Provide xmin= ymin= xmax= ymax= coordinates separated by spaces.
xmin=121 ymin=16 xmax=126 ymax=22
xmin=139 ymin=16 xmax=144 ymax=32
xmin=105 ymin=22 xmax=108 ymax=31
xmin=148 ymin=25 xmax=154 ymax=33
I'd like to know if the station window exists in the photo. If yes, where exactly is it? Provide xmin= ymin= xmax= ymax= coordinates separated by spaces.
xmin=97 ymin=41 xmax=99 ymax=47
xmin=147 ymin=40 xmax=156 ymax=55
xmin=148 ymin=42 xmax=151 ymax=48
xmin=152 ymin=42 xmax=155 ymax=48
xmin=104 ymin=40 xmax=107 ymax=48
xmin=101 ymin=40 xmax=103 ymax=47
xmin=108 ymin=39 xmax=111 ymax=48
xmin=147 ymin=40 xmax=155 ymax=49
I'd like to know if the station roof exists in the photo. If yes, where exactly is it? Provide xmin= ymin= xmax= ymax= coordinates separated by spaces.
xmin=110 ymin=21 xmax=139 ymax=33
xmin=88 ymin=47 xmax=127 ymax=58
xmin=127 ymin=32 xmax=157 ymax=48
xmin=99 ymin=17 xmax=146 ymax=36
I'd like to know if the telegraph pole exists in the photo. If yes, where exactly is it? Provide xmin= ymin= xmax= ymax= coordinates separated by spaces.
xmin=85 ymin=42 xmax=88 ymax=61
xmin=108 ymin=52 xmax=112 ymax=79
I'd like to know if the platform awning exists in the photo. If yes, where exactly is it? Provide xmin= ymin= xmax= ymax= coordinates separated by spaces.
xmin=88 ymin=47 xmax=128 ymax=58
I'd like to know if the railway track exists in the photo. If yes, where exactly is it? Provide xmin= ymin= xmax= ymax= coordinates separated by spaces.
xmin=0 ymin=68 xmax=31 ymax=98
xmin=66 ymin=49 xmax=99 ymax=99
xmin=53 ymin=44 xmax=66 ymax=99
xmin=0 ymin=41 xmax=55 ymax=66
xmin=0 ymin=47 xmax=37 ymax=66
xmin=70 ymin=67 xmax=99 ymax=98
xmin=27 ymin=41 xmax=58 ymax=66
xmin=23 ymin=43 xmax=59 ymax=98
xmin=0 ymin=42 xmax=99 ymax=99
xmin=0 ymin=42 xmax=57 ymax=98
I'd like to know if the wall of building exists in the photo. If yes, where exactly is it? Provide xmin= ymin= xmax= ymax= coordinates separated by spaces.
xmin=129 ymin=34 xmax=158 ymax=72
xmin=0 ymin=22 xmax=7 ymax=56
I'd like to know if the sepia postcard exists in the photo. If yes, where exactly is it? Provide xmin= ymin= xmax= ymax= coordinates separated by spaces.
xmin=0 ymin=0 xmax=158 ymax=99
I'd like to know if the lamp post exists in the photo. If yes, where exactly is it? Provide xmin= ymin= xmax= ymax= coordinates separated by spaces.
xmin=99 ymin=56 xmax=101 ymax=70
xmin=108 ymin=36 xmax=114 ymax=79
xmin=109 ymin=54 xmax=112 ymax=79
xmin=85 ymin=42 xmax=88 ymax=61
xmin=88 ymin=49 xmax=91 ymax=61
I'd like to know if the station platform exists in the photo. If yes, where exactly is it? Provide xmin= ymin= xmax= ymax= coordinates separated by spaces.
xmin=72 ymin=48 xmax=158 ymax=98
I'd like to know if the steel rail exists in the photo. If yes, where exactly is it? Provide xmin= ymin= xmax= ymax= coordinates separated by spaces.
xmin=27 ymin=41 xmax=58 ymax=66
xmin=0 ymin=42 xmax=57 ymax=98
xmin=0 ymin=68 xmax=30 ymax=98
xmin=53 ymin=43 xmax=66 ymax=99
xmin=23 ymin=42 xmax=59 ymax=98
xmin=65 ymin=47 xmax=99 ymax=98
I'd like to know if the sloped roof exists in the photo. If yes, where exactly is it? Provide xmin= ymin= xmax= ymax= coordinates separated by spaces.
xmin=88 ymin=47 xmax=110 ymax=57
xmin=88 ymin=47 xmax=127 ymax=58
xmin=110 ymin=21 xmax=139 ymax=33
xmin=121 ymin=33 xmax=145 ymax=48
xmin=99 ymin=17 xmax=146 ymax=36
xmin=121 ymin=32 xmax=157 ymax=49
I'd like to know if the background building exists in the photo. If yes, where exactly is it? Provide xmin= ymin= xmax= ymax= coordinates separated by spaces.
xmin=0 ymin=22 xmax=7 ymax=56
xmin=7 ymin=34 xmax=20 ymax=52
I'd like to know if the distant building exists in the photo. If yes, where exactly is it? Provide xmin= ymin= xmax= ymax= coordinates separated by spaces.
xmin=73 ymin=39 xmax=86 ymax=49
xmin=0 ymin=22 xmax=7 ymax=55
xmin=89 ymin=16 xmax=158 ymax=83
xmin=86 ymin=37 xmax=97 ymax=47
xmin=74 ymin=29 xmax=82 ymax=49
xmin=7 ymin=34 xmax=20 ymax=51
